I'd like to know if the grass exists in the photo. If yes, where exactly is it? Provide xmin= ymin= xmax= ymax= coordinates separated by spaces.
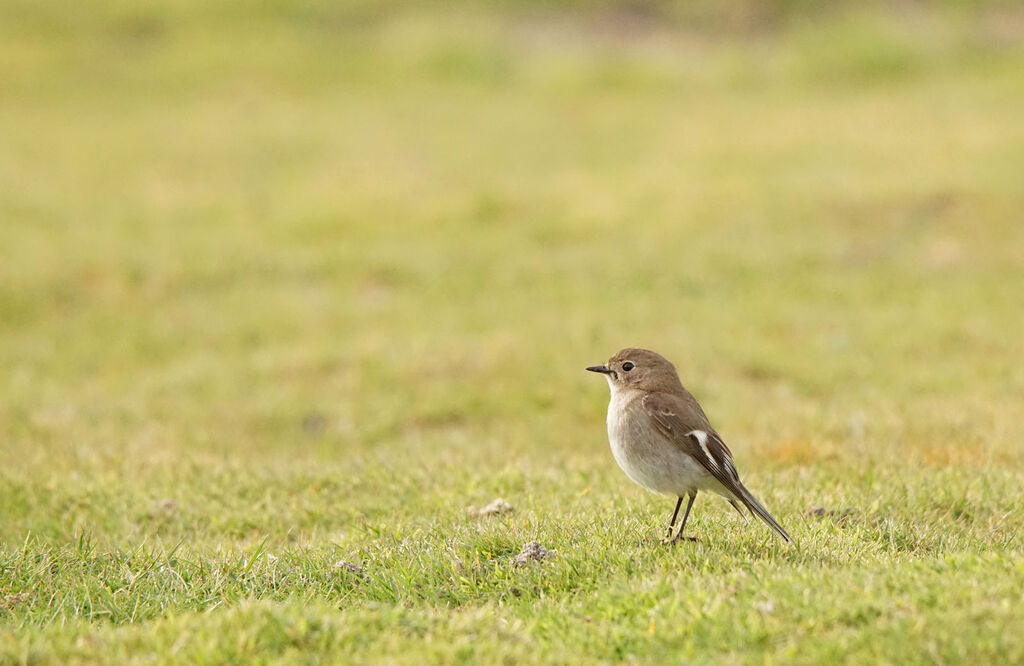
xmin=2 ymin=1 xmax=1024 ymax=663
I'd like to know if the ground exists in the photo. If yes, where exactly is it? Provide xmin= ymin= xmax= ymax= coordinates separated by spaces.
xmin=1 ymin=1 xmax=1023 ymax=663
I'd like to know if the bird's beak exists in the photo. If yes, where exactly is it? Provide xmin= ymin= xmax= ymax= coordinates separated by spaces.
xmin=586 ymin=365 xmax=613 ymax=374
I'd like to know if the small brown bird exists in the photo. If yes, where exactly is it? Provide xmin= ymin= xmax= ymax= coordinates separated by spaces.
xmin=587 ymin=348 xmax=791 ymax=544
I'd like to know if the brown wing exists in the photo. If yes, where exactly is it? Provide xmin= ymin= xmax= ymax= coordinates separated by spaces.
xmin=642 ymin=391 xmax=743 ymax=492
xmin=643 ymin=391 xmax=793 ymax=543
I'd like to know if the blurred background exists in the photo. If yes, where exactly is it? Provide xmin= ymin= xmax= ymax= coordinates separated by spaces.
xmin=2 ymin=0 xmax=1023 ymax=525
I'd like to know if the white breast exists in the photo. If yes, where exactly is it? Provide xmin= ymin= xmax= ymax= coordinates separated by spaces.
xmin=604 ymin=383 xmax=712 ymax=497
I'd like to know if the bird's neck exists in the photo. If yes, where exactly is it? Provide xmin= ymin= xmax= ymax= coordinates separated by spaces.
xmin=607 ymin=383 xmax=645 ymax=409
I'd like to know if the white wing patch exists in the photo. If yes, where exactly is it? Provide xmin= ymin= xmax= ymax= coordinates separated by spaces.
xmin=687 ymin=430 xmax=719 ymax=472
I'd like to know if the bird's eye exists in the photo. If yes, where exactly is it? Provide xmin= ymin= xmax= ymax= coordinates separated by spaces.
xmin=622 ymin=362 xmax=635 ymax=372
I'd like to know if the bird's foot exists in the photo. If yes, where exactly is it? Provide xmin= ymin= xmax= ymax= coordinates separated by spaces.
xmin=666 ymin=534 xmax=699 ymax=545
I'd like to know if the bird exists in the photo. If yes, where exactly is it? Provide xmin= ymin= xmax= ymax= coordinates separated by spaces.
xmin=587 ymin=347 xmax=791 ymax=544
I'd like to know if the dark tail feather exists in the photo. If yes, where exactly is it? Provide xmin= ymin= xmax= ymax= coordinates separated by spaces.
xmin=736 ymin=484 xmax=791 ymax=543
xmin=728 ymin=499 xmax=749 ymax=523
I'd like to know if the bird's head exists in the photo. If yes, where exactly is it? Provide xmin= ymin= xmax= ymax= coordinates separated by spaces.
xmin=586 ymin=347 xmax=684 ymax=393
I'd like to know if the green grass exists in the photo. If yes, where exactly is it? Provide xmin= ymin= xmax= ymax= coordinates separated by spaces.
xmin=2 ymin=1 xmax=1024 ymax=663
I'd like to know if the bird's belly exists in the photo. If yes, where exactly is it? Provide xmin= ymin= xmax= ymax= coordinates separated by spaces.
xmin=607 ymin=403 xmax=711 ymax=496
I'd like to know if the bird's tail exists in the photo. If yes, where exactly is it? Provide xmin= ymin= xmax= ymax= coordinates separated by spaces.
xmin=735 ymin=484 xmax=791 ymax=543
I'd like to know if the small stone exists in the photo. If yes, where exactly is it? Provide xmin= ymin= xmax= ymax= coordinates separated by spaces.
xmin=469 ymin=498 xmax=514 ymax=518
xmin=809 ymin=507 xmax=856 ymax=521
xmin=334 ymin=560 xmax=367 ymax=578
xmin=512 ymin=541 xmax=555 ymax=566
xmin=1 ymin=592 xmax=29 ymax=610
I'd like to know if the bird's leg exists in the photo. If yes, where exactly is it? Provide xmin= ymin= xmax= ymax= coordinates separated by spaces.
xmin=669 ymin=492 xmax=698 ymax=543
xmin=661 ymin=497 xmax=684 ymax=543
